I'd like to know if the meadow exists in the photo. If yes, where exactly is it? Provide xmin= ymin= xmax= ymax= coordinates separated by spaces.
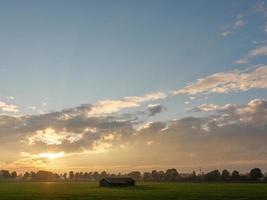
xmin=0 ymin=182 xmax=266 ymax=200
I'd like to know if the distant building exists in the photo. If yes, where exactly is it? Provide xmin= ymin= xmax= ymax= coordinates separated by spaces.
xmin=99 ymin=177 xmax=135 ymax=187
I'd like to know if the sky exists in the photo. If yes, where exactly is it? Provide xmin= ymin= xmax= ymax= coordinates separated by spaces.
xmin=1 ymin=0 xmax=267 ymax=173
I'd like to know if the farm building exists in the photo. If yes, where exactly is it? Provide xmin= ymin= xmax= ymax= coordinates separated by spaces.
xmin=99 ymin=177 xmax=135 ymax=187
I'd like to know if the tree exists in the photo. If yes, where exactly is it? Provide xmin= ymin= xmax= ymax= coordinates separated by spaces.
xmin=165 ymin=168 xmax=179 ymax=181
xmin=205 ymin=170 xmax=220 ymax=181
xmin=128 ymin=171 xmax=142 ymax=181
xmin=11 ymin=171 xmax=17 ymax=179
xmin=189 ymin=171 xmax=198 ymax=181
xmin=92 ymin=171 xmax=100 ymax=181
xmin=143 ymin=172 xmax=152 ymax=181
xmin=158 ymin=171 xmax=165 ymax=181
xmin=100 ymin=171 xmax=108 ymax=179
xmin=231 ymin=170 xmax=240 ymax=181
xmin=69 ymin=171 xmax=74 ymax=180
xmin=35 ymin=171 xmax=58 ymax=181
xmin=249 ymin=168 xmax=263 ymax=181
xmin=151 ymin=170 xmax=160 ymax=181
xmin=221 ymin=169 xmax=230 ymax=181
xmin=23 ymin=172 xmax=30 ymax=181
xmin=0 ymin=170 xmax=11 ymax=179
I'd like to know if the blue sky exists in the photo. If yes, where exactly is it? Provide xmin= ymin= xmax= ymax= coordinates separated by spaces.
xmin=1 ymin=0 xmax=267 ymax=172
xmin=0 ymin=0 xmax=266 ymax=116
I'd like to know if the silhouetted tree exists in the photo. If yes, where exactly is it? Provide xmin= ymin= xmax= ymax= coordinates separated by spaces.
xmin=100 ymin=171 xmax=108 ymax=179
xmin=221 ymin=169 xmax=230 ymax=181
xmin=34 ymin=171 xmax=58 ymax=181
xmin=0 ymin=170 xmax=11 ymax=179
xmin=143 ymin=172 xmax=152 ymax=181
xmin=93 ymin=171 xmax=100 ymax=181
xmin=189 ymin=171 xmax=198 ymax=181
xmin=151 ymin=170 xmax=160 ymax=181
xmin=158 ymin=171 xmax=165 ymax=181
xmin=11 ymin=171 xmax=17 ymax=179
xmin=165 ymin=168 xmax=179 ymax=181
xmin=231 ymin=170 xmax=240 ymax=181
xmin=205 ymin=170 xmax=220 ymax=181
xmin=128 ymin=171 xmax=142 ymax=181
xmin=249 ymin=168 xmax=263 ymax=181
xmin=69 ymin=171 xmax=74 ymax=180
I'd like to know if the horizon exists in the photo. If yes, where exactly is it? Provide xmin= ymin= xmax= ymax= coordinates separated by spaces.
xmin=1 ymin=0 xmax=267 ymax=173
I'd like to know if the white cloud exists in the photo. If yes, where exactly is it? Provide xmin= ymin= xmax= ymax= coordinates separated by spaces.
xmin=6 ymin=96 xmax=15 ymax=100
xmin=234 ymin=19 xmax=245 ymax=28
xmin=249 ymin=45 xmax=267 ymax=57
xmin=236 ymin=45 xmax=267 ymax=64
xmin=235 ymin=58 xmax=249 ymax=64
xmin=0 ymin=101 xmax=19 ymax=113
xmin=173 ymin=65 xmax=267 ymax=96
xmin=221 ymin=31 xmax=231 ymax=37
xmin=27 ymin=128 xmax=83 ymax=146
xmin=89 ymin=92 xmax=166 ymax=115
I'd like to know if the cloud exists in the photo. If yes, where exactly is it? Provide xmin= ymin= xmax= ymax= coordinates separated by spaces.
xmin=221 ymin=15 xmax=245 ymax=37
xmin=249 ymin=45 xmax=267 ymax=57
xmin=172 ymin=65 xmax=267 ymax=96
xmin=192 ymin=99 xmax=267 ymax=127
xmin=6 ymin=96 xmax=15 ymax=100
xmin=0 ymin=101 xmax=19 ymax=113
xmin=221 ymin=31 xmax=231 ymax=37
xmin=236 ymin=45 xmax=267 ymax=64
xmin=235 ymin=58 xmax=249 ymax=64
xmin=147 ymin=104 xmax=164 ymax=116
xmin=192 ymin=103 xmax=233 ymax=112
xmin=0 ymin=97 xmax=267 ymax=171
xmin=253 ymin=0 xmax=267 ymax=16
xmin=89 ymin=92 xmax=167 ymax=115
xmin=234 ymin=19 xmax=245 ymax=28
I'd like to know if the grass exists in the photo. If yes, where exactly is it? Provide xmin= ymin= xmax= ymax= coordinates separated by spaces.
xmin=0 ymin=182 xmax=266 ymax=200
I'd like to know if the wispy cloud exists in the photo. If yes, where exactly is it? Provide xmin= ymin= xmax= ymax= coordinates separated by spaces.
xmin=172 ymin=65 xmax=267 ymax=96
xmin=88 ymin=92 xmax=167 ymax=115
xmin=236 ymin=45 xmax=267 ymax=64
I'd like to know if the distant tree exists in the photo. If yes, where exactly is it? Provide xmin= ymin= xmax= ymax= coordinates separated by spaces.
xmin=165 ymin=168 xmax=179 ymax=181
xmin=128 ymin=171 xmax=142 ymax=181
xmin=35 ymin=171 xmax=58 ymax=181
xmin=92 ymin=171 xmax=100 ymax=181
xmin=143 ymin=172 xmax=152 ymax=181
xmin=249 ymin=168 xmax=263 ymax=181
xmin=69 ymin=171 xmax=74 ymax=180
xmin=151 ymin=170 xmax=160 ymax=181
xmin=0 ymin=170 xmax=11 ymax=179
xmin=158 ymin=171 xmax=165 ymax=181
xmin=221 ymin=169 xmax=230 ymax=181
xmin=189 ymin=171 xmax=198 ymax=181
xmin=63 ymin=173 xmax=67 ymax=180
xmin=100 ymin=171 xmax=108 ymax=179
xmin=11 ymin=171 xmax=17 ymax=179
xmin=30 ymin=171 xmax=36 ymax=180
xmin=231 ymin=170 xmax=240 ymax=181
xmin=205 ymin=170 xmax=220 ymax=181
xmin=23 ymin=172 xmax=30 ymax=180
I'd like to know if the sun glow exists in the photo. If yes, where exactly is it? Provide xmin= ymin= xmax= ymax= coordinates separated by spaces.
xmin=37 ymin=152 xmax=65 ymax=159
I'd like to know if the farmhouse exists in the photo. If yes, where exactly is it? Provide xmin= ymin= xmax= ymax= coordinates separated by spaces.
xmin=99 ymin=177 xmax=135 ymax=187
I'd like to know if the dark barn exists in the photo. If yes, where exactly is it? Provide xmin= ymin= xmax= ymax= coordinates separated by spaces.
xmin=99 ymin=177 xmax=135 ymax=187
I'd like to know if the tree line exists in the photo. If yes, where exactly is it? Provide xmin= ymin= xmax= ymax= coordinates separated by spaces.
xmin=0 ymin=168 xmax=266 ymax=182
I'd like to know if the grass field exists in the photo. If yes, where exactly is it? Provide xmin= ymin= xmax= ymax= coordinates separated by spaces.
xmin=0 ymin=182 xmax=266 ymax=200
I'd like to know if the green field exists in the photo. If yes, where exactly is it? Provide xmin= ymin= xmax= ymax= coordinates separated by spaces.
xmin=0 ymin=182 xmax=266 ymax=200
